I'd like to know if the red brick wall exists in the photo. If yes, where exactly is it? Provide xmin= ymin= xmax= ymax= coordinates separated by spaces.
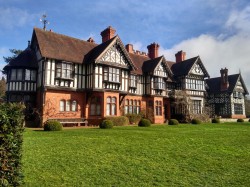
xmin=42 ymin=90 xmax=85 ymax=123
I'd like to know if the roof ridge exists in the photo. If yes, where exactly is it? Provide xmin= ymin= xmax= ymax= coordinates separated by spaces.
xmin=34 ymin=27 xmax=98 ymax=47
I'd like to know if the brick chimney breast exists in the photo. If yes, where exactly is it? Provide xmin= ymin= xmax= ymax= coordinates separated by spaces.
xmin=147 ymin=43 xmax=160 ymax=59
xmin=125 ymin=44 xmax=134 ymax=53
xmin=175 ymin=50 xmax=186 ymax=63
xmin=100 ymin=26 xmax=116 ymax=43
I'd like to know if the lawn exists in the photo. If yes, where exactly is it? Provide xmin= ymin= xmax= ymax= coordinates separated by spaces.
xmin=22 ymin=123 xmax=250 ymax=187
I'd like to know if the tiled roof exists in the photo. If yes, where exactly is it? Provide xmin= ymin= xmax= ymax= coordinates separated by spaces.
xmin=206 ymin=74 xmax=248 ymax=94
xmin=33 ymin=28 xmax=97 ymax=64
xmin=171 ymin=56 xmax=198 ymax=76
xmin=142 ymin=56 xmax=162 ymax=73
xmin=129 ymin=53 xmax=150 ymax=75
xmin=4 ymin=48 xmax=38 ymax=70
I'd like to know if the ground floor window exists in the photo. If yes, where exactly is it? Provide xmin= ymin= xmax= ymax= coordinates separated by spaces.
xmin=124 ymin=99 xmax=140 ymax=114
xmin=234 ymin=103 xmax=243 ymax=114
xmin=155 ymin=100 xmax=162 ymax=116
xmin=192 ymin=100 xmax=201 ymax=114
xmin=106 ymin=97 xmax=116 ymax=115
xmin=59 ymin=100 xmax=77 ymax=112
xmin=90 ymin=97 xmax=101 ymax=116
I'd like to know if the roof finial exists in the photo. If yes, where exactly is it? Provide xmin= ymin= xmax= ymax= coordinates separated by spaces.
xmin=40 ymin=14 xmax=49 ymax=30
xmin=239 ymin=69 xmax=241 ymax=74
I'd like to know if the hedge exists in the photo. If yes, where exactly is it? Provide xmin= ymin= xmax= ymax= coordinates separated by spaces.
xmin=191 ymin=119 xmax=202 ymax=124
xmin=44 ymin=120 xmax=63 ymax=131
xmin=212 ymin=118 xmax=220 ymax=123
xmin=0 ymin=103 xmax=25 ymax=186
xmin=100 ymin=120 xmax=113 ymax=129
xmin=168 ymin=119 xmax=179 ymax=125
xmin=105 ymin=116 xmax=129 ymax=126
xmin=138 ymin=118 xmax=151 ymax=127
xmin=126 ymin=114 xmax=142 ymax=125
xmin=237 ymin=119 xmax=244 ymax=123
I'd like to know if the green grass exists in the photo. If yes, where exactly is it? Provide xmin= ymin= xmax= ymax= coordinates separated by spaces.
xmin=22 ymin=123 xmax=250 ymax=187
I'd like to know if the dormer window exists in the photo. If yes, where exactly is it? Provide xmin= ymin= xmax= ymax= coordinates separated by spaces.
xmin=56 ymin=62 xmax=74 ymax=79
xmin=25 ymin=69 xmax=36 ymax=81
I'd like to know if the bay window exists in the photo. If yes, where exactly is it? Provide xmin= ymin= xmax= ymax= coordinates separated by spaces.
xmin=103 ymin=67 xmax=120 ymax=83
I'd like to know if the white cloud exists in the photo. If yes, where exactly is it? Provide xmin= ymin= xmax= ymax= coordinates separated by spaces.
xmin=160 ymin=6 xmax=250 ymax=90
xmin=0 ymin=7 xmax=37 ymax=29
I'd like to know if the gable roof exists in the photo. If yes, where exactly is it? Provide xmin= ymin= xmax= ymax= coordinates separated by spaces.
xmin=142 ymin=56 xmax=163 ymax=73
xmin=4 ymin=47 xmax=38 ymax=70
xmin=129 ymin=53 xmax=150 ymax=75
xmin=206 ymin=74 xmax=249 ymax=94
xmin=32 ymin=28 xmax=97 ymax=64
xmin=171 ymin=56 xmax=209 ymax=78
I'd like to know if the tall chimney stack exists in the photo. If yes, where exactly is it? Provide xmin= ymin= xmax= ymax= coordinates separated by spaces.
xmin=125 ymin=44 xmax=134 ymax=53
xmin=100 ymin=26 xmax=116 ymax=43
xmin=220 ymin=68 xmax=229 ymax=91
xmin=175 ymin=50 xmax=186 ymax=63
xmin=147 ymin=43 xmax=160 ymax=59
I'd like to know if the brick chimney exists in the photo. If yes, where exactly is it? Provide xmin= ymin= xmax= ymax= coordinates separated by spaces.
xmin=125 ymin=44 xmax=134 ymax=53
xmin=175 ymin=50 xmax=186 ymax=63
xmin=100 ymin=26 xmax=116 ymax=43
xmin=220 ymin=68 xmax=229 ymax=91
xmin=147 ymin=43 xmax=160 ymax=59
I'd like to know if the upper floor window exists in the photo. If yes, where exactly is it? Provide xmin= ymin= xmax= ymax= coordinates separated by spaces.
xmin=186 ymin=79 xmax=204 ymax=90
xmin=233 ymin=91 xmax=243 ymax=99
xmin=56 ymin=62 xmax=74 ymax=79
xmin=154 ymin=77 xmax=165 ymax=90
xmin=11 ymin=69 xmax=23 ymax=81
xmin=103 ymin=67 xmax=120 ymax=83
xmin=130 ymin=75 xmax=137 ymax=88
xmin=25 ymin=69 xmax=36 ymax=81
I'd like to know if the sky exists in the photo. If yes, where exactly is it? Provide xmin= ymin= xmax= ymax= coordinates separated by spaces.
xmin=0 ymin=0 xmax=250 ymax=89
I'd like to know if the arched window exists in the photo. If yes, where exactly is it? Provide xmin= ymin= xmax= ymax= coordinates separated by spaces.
xmin=59 ymin=100 xmax=65 ymax=111
xmin=66 ymin=100 xmax=71 ymax=111
xmin=90 ymin=97 xmax=101 ymax=115
xmin=71 ymin=100 xmax=77 ymax=112
xmin=106 ymin=96 xmax=116 ymax=115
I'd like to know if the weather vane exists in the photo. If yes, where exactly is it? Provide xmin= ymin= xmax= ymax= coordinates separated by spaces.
xmin=40 ymin=14 xmax=49 ymax=30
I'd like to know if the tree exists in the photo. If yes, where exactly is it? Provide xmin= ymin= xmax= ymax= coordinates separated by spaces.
xmin=244 ymin=97 xmax=250 ymax=117
xmin=3 ymin=49 xmax=23 ymax=64
xmin=0 ymin=77 xmax=6 ymax=100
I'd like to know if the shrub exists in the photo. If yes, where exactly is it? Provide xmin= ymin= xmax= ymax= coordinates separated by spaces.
xmin=126 ymin=114 xmax=142 ymax=125
xmin=212 ymin=118 xmax=220 ymax=123
xmin=44 ymin=120 xmax=62 ymax=131
xmin=99 ymin=120 xmax=113 ymax=129
xmin=105 ymin=116 xmax=129 ymax=126
xmin=0 ymin=103 xmax=25 ymax=186
xmin=249 ymin=118 xmax=250 ymax=122
xmin=191 ymin=119 xmax=202 ymax=124
xmin=138 ymin=118 xmax=151 ymax=127
xmin=168 ymin=119 xmax=179 ymax=125
xmin=237 ymin=119 xmax=244 ymax=123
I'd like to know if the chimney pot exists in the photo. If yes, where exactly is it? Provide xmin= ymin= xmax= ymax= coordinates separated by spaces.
xmin=147 ymin=43 xmax=160 ymax=59
xmin=100 ymin=26 xmax=116 ymax=43
xmin=87 ymin=37 xmax=95 ymax=43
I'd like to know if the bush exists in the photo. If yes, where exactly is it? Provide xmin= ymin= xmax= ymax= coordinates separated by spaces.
xmin=0 ymin=103 xmax=25 ymax=186
xmin=105 ymin=116 xmax=129 ymax=126
xmin=212 ymin=118 xmax=220 ymax=123
xmin=126 ymin=114 xmax=142 ymax=125
xmin=191 ymin=119 xmax=202 ymax=124
xmin=168 ymin=119 xmax=179 ymax=125
xmin=99 ymin=120 xmax=113 ymax=129
xmin=237 ymin=119 xmax=244 ymax=123
xmin=248 ymin=118 xmax=250 ymax=122
xmin=138 ymin=118 xmax=151 ymax=127
xmin=44 ymin=120 xmax=62 ymax=131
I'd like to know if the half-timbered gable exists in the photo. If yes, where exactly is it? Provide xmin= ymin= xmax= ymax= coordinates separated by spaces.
xmin=206 ymin=69 xmax=248 ymax=118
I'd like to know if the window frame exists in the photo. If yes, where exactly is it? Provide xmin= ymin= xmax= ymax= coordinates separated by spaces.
xmin=106 ymin=96 xmax=117 ymax=116
xmin=55 ymin=61 xmax=74 ymax=80
xmin=103 ymin=67 xmax=120 ymax=83
xmin=90 ymin=97 xmax=101 ymax=116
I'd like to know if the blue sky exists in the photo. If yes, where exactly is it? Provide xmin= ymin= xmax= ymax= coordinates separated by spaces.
xmin=1 ymin=0 xmax=250 ymax=88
